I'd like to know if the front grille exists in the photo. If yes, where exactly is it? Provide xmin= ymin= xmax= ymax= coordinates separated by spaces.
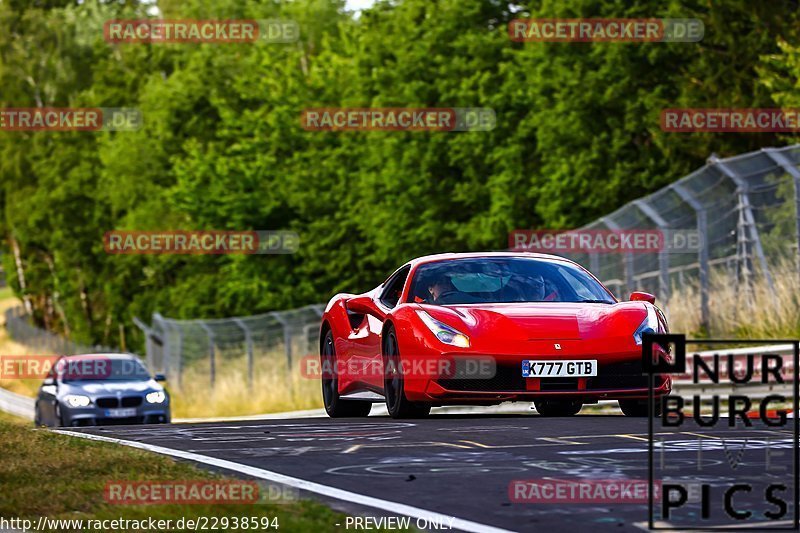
xmin=96 ymin=397 xmax=118 ymax=408
xmin=121 ymin=396 xmax=142 ymax=407
xmin=588 ymin=361 xmax=648 ymax=390
xmin=539 ymin=378 xmax=578 ymax=391
xmin=438 ymin=365 xmax=526 ymax=392
xmin=437 ymin=359 xmax=653 ymax=393
xmin=96 ymin=417 xmax=144 ymax=426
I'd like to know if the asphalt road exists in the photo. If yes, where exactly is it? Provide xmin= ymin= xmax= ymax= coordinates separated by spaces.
xmin=63 ymin=414 xmax=798 ymax=532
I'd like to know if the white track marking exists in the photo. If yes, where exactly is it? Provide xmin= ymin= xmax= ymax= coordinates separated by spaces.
xmin=52 ymin=430 xmax=514 ymax=533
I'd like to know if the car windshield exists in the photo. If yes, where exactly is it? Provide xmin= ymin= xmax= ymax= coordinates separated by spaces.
xmin=408 ymin=257 xmax=615 ymax=305
xmin=60 ymin=357 xmax=152 ymax=382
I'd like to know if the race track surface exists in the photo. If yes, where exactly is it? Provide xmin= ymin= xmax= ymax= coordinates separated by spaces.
xmin=63 ymin=414 xmax=798 ymax=532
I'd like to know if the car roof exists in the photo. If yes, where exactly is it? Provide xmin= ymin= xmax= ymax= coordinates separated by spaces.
xmin=407 ymin=251 xmax=579 ymax=269
xmin=60 ymin=353 xmax=139 ymax=361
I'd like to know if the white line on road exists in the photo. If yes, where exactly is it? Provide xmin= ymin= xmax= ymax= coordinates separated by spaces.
xmin=52 ymin=429 xmax=515 ymax=533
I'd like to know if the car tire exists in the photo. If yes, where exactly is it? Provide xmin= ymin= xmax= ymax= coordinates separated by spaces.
xmin=534 ymin=399 xmax=582 ymax=416
xmin=383 ymin=328 xmax=431 ymax=419
xmin=56 ymin=404 xmax=68 ymax=427
xmin=619 ymin=399 xmax=661 ymax=417
xmin=33 ymin=403 xmax=42 ymax=427
xmin=321 ymin=329 xmax=372 ymax=418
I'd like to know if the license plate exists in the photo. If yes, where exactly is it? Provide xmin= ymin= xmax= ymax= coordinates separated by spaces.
xmin=105 ymin=408 xmax=137 ymax=418
xmin=522 ymin=360 xmax=598 ymax=377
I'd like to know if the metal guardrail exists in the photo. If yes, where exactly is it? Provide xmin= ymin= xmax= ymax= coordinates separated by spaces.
xmin=0 ymin=343 xmax=792 ymax=423
xmin=0 ymin=387 xmax=34 ymax=420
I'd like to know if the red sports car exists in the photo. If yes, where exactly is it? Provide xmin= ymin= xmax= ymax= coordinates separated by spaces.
xmin=319 ymin=252 xmax=671 ymax=419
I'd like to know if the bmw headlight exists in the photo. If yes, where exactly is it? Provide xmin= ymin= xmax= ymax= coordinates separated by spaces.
xmin=416 ymin=310 xmax=470 ymax=348
xmin=64 ymin=394 xmax=91 ymax=408
xmin=146 ymin=391 xmax=166 ymax=404
xmin=633 ymin=305 xmax=661 ymax=345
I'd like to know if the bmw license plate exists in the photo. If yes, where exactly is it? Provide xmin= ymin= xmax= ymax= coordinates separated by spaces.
xmin=105 ymin=408 xmax=137 ymax=418
xmin=522 ymin=360 xmax=598 ymax=378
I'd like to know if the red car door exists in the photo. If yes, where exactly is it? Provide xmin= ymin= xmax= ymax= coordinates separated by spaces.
xmin=343 ymin=266 xmax=410 ymax=393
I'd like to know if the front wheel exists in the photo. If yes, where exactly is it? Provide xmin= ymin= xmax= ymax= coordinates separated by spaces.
xmin=383 ymin=328 xmax=431 ymax=419
xmin=619 ymin=399 xmax=661 ymax=417
xmin=321 ymin=330 xmax=372 ymax=418
xmin=56 ymin=404 xmax=68 ymax=427
xmin=534 ymin=398 xmax=582 ymax=416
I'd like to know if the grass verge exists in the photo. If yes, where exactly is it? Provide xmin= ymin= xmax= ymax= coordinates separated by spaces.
xmin=167 ymin=355 xmax=322 ymax=418
xmin=0 ymin=416 xmax=404 ymax=532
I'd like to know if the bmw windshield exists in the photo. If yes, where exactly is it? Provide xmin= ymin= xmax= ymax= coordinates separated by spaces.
xmin=408 ymin=257 xmax=615 ymax=305
xmin=60 ymin=357 xmax=152 ymax=382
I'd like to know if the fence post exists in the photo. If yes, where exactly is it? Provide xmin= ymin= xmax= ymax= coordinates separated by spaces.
xmin=152 ymin=313 xmax=169 ymax=378
xmin=672 ymin=183 xmax=710 ymax=332
xmin=710 ymin=155 xmax=776 ymax=299
xmin=133 ymin=316 xmax=161 ymax=374
xmin=161 ymin=317 xmax=172 ymax=380
xmin=200 ymin=322 xmax=216 ymax=388
xmin=170 ymin=321 xmax=184 ymax=389
xmin=309 ymin=305 xmax=325 ymax=355
xmin=273 ymin=313 xmax=293 ymax=372
xmin=762 ymin=147 xmax=800 ymax=280
xmin=589 ymin=252 xmax=600 ymax=276
xmin=233 ymin=318 xmax=253 ymax=390
xmin=633 ymin=199 xmax=671 ymax=303
xmin=601 ymin=216 xmax=633 ymax=296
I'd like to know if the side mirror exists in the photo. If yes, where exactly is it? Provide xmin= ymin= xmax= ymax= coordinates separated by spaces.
xmin=347 ymin=295 xmax=386 ymax=320
xmin=42 ymin=377 xmax=55 ymax=386
xmin=630 ymin=291 xmax=656 ymax=305
xmin=154 ymin=374 xmax=166 ymax=382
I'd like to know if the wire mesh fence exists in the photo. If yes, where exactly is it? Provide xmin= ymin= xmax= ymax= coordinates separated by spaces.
xmin=6 ymin=144 xmax=800 ymax=389
xmin=132 ymin=143 xmax=800 ymax=386
xmin=4 ymin=306 xmax=119 ymax=355
xmin=133 ymin=305 xmax=325 ymax=388
xmin=558 ymin=144 xmax=800 ymax=329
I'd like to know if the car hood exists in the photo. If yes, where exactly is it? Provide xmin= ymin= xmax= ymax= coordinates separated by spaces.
xmin=60 ymin=379 xmax=162 ymax=396
xmin=417 ymin=302 xmax=649 ymax=341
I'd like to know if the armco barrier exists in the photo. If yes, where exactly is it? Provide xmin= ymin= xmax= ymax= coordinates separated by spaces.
xmin=0 ymin=386 xmax=34 ymax=420
xmin=0 ymin=344 xmax=794 ymax=423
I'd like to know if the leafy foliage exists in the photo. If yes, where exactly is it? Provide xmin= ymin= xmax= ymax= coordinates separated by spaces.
xmin=1 ymin=0 xmax=799 ymax=349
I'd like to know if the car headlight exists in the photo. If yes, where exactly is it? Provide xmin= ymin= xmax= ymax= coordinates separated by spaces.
xmin=64 ymin=394 xmax=91 ymax=408
xmin=146 ymin=391 xmax=166 ymax=404
xmin=633 ymin=305 xmax=661 ymax=345
xmin=416 ymin=310 xmax=470 ymax=348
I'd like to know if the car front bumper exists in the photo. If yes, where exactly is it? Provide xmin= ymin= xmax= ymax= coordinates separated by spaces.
xmin=61 ymin=403 xmax=171 ymax=426
xmin=401 ymin=350 xmax=672 ymax=403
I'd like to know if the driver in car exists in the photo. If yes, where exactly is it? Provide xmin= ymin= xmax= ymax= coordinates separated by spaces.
xmin=427 ymin=277 xmax=458 ymax=304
